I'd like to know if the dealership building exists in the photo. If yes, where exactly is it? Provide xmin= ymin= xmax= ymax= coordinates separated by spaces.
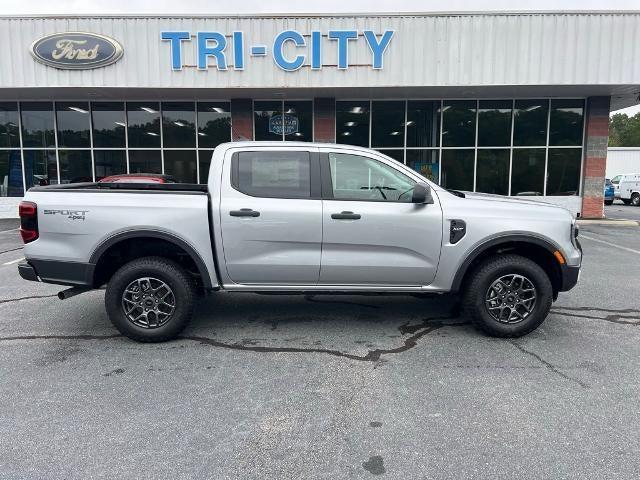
xmin=0 ymin=11 xmax=639 ymax=218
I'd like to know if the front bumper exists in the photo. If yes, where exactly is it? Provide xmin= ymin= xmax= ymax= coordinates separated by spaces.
xmin=560 ymin=264 xmax=580 ymax=292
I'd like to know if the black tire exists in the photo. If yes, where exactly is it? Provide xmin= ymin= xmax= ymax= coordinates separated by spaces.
xmin=604 ymin=200 xmax=613 ymax=206
xmin=622 ymin=199 xmax=632 ymax=205
xmin=462 ymin=254 xmax=553 ymax=338
xmin=632 ymin=193 xmax=640 ymax=207
xmin=105 ymin=256 xmax=195 ymax=342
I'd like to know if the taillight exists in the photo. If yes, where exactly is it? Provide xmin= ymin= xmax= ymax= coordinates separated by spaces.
xmin=19 ymin=201 xmax=38 ymax=243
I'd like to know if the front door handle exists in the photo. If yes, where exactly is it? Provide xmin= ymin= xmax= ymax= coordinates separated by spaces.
xmin=230 ymin=208 xmax=260 ymax=217
xmin=331 ymin=211 xmax=361 ymax=220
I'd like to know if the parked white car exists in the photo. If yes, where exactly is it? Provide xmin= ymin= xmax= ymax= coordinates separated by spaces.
xmin=611 ymin=173 xmax=640 ymax=206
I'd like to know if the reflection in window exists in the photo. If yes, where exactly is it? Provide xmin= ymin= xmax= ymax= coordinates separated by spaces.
xmin=514 ymin=100 xmax=548 ymax=146
xmin=127 ymin=102 xmax=161 ymax=148
xmin=546 ymin=148 xmax=581 ymax=196
xmin=441 ymin=149 xmax=474 ymax=191
xmin=92 ymin=102 xmax=126 ymax=148
xmin=372 ymin=101 xmax=405 ymax=148
xmin=377 ymin=149 xmax=404 ymax=163
xmin=406 ymin=101 xmax=440 ymax=148
xmin=198 ymin=150 xmax=214 ymax=184
xmin=328 ymin=152 xmax=416 ymax=202
xmin=254 ymin=101 xmax=283 ymax=141
xmin=59 ymin=150 xmax=92 ymax=183
xmin=21 ymin=102 xmax=55 ymax=148
xmin=476 ymin=149 xmax=509 ymax=195
xmin=23 ymin=150 xmax=57 ymax=188
xmin=511 ymin=148 xmax=545 ymax=196
xmin=0 ymin=150 xmax=24 ymax=196
xmin=129 ymin=150 xmax=162 ymax=174
xmin=0 ymin=103 xmax=20 ymax=149
xmin=283 ymin=101 xmax=313 ymax=142
xmin=164 ymin=150 xmax=197 ymax=183
xmin=162 ymin=102 xmax=196 ymax=148
xmin=56 ymin=102 xmax=90 ymax=148
xmin=478 ymin=100 xmax=512 ymax=147
xmin=336 ymin=101 xmax=370 ymax=147
xmin=550 ymin=100 xmax=584 ymax=146
xmin=94 ymin=150 xmax=126 ymax=180
xmin=235 ymin=151 xmax=310 ymax=198
xmin=442 ymin=101 xmax=476 ymax=147
xmin=197 ymin=103 xmax=231 ymax=148
xmin=406 ymin=150 xmax=439 ymax=184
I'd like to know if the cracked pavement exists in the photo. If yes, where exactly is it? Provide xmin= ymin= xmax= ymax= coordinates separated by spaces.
xmin=0 ymin=220 xmax=639 ymax=479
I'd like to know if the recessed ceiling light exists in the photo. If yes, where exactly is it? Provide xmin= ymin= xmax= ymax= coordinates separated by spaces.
xmin=342 ymin=131 xmax=352 ymax=136
xmin=294 ymin=132 xmax=303 ymax=136
xmin=114 ymin=121 xmax=126 ymax=127
xmin=68 ymin=106 xmax=89 ymax=114
xmin=198 ymin=132 xmax=207 ymax=136
xmin=349 ymin=107 xmax=364 ymax=114
xmin=211 ymin=107 xmax=227 ymax=113
xmin=390 ymin=131 xmax=400 ymax=136
xmin=524 ymin=105 xmax=541 ymax=112
xmin=403 ymin=121 xmax=415 ymax=126
xmin=146 ymin=132 xmax=159 ymax=136
xmin=345 ymin=121 xmax=357 ymax=127
xmin=173 ymin=121 xmax=186 ymax=127
xmin=141 ymin=107 xmax=158 ymax=114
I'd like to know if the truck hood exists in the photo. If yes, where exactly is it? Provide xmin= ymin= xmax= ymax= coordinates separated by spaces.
xmin=457 ymin=191 xmax=572 ymax=213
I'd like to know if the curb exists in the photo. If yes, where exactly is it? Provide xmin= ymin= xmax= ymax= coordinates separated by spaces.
xmin=577 ymin=219 xmax=639 ymax=226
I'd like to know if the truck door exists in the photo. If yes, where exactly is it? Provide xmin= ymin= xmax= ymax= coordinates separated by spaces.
xmin=219 ymin=148 xmax=322 ymax=285
xmin=319 ymin=150 xmax=443 ymax=286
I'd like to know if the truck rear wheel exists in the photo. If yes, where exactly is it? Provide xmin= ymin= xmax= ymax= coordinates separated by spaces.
xmin=462 ymin=254 xmax=553 ymax=337
xmin=105 ymin=256 xmax=195 ymax=342
xmin=632 ymin=193 xmax=640 ymax=207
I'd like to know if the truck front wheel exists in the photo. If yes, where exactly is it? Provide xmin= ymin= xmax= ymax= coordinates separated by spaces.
xmin=105 ymin=256 xmax=196 ymax=342
xmin=463 ymin=254 xmax=553 ymax=337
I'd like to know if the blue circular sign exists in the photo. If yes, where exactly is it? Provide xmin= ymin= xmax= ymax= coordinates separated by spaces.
xmin=30 ymin=32 xmax=124 ymax=70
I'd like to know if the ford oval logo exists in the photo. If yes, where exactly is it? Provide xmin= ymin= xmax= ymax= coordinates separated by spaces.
xmin=30 ymin=32 xmax=123 ymax=69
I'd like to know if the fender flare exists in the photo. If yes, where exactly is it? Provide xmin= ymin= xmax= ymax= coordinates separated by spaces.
xmin=450 ymin=233 xmax=563 ymax=293
xmin=89 ymin=229 xmax=214 ymax=289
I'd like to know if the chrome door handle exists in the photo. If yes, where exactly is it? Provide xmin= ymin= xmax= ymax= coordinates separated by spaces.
xmin=331 ymin=211 xmax=361 ymax=220
xmin=230 ymin=208 xmax=260 ymax=217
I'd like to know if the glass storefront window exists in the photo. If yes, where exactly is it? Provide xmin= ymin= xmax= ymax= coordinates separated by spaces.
xmin=546 ymin=148 xmax=582 ymax=196
xmin=21 ymin=102 xmax=55 ymax=148
xmin=254 ymin=101 xmax=283 ymax=141
xmin=129 ymin=150 xmax=162 ymax=174
xmin=476 ymin=149 xmax=510 ymax=195
xmin=127 ymin=102 xmax=161 ymax=148
xmin=164 ymin=150 xmax=197 ymax=183
xmin=377 ymin=149 xmax=404 ymax=163
xmin=94 ymin=150 xmax=126 ymax=180
xmin=372 ymin=101 xmax=405 ymax=148
xmin=23 ymin=150 xmax=57 ymax=188
xmin=283 ymin=101 xmax=312 ymax=142
xmin=198 ymin=150 xmax=214 ymax=184
xmin=56 ymin=102 xmax=91 ymax=148
xmin=406 ymin=101 xmax=440 ymax=148
xmin=511 ymin=148 xmax=545 ymax=196
xmin=478 ymin=100 xmax=512 ymax=147
xmin=0 ymin=103 xmax=20 ymax=149
xmin=197 ymin=102 xmax=231 ymax=148
xmin=336 ymin=101 xmax=370 ymax=147
xmin=59 ymin=150 xmax=92 ymax=183
xmin=514 ymin=100 xmax=548 ymax=146
xmin=442 ymin=100 xmax=476 ymax=147
xmin=0 ymin=150 xmax=24 ymax=196
xmin=441 ymin=149 xmax=474 ymax=191
xmin=162 ymin=102 xmax=196 ymax=148
xmin=92 ymin=102 xmax=126 ymax=148
xmin=550 ymin=100 xmax=584 ymax=146
xmin=406 ymin=150 xmax=439 ymax=183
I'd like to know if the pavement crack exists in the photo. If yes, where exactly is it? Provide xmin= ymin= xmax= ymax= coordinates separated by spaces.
xmin=551 ymin=306 xmax=640 ymax=326
xmin=0 ymin=294 xmax=59 ymax=305
xmin=0 ymin=247 xmax=23 ymax=255
xmin=509 ymin=340 xmax=590 ymax=388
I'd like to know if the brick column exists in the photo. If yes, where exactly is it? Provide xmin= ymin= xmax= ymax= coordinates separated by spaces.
xmin=230 ymin=98 xmax=253 ymax=141
xmin=581 ymin=96 xmax=610 ymax=218
xmin=314 ymin=97 xmax=335 ymax=143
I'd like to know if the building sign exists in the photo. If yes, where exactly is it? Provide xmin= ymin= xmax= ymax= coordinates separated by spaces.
xmin=30 ymin=32 xmax=123 ymax=69
xmin=161 ymin=29 xmax=394 ymax=71
xmin=269 ymin=114 xmax=299 ymax=135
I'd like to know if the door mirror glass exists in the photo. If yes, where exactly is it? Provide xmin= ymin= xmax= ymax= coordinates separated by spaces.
xmin=411 ymin=182 xmax=433 ymax=204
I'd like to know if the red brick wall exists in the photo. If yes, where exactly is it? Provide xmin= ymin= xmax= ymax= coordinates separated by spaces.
xmin=581 ymin=96 xmax=610 ymax=218
xmin=231 ymin=98 xmax=253 ymax=141
xmin=314 ymin=98 xmax=335 ymax=143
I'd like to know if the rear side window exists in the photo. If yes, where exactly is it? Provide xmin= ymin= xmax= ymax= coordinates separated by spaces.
xmin=232 ymin=151 xmax=311 ymax=199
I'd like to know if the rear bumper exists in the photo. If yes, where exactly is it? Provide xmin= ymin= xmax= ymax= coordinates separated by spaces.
xmin=18 ymin=259 xmax=95 ymax=287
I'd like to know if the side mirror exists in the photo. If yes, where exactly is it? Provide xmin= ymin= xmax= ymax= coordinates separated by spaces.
xmin=412 ymin=182 xmax=434 ymax=204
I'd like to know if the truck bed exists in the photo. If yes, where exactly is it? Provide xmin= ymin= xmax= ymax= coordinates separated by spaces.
xmin=29 ymin=182 xmax=208 ymax=193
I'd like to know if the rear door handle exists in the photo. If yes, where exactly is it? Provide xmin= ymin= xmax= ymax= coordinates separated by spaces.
xmin=331 ymin=211 xmax=361 ymax=220
xmin=230 ymin=208 xmax=260 ymax=217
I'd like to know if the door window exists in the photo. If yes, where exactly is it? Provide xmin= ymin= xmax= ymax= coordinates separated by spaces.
xmin=328 ymin=152 xmax=416 ymax=202
xmin=232 ymin=151 xmax=312 ymax=199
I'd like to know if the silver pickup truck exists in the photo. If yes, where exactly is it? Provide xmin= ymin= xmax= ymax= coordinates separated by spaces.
xmin=18 ymin=142 xmax=582 ymax=342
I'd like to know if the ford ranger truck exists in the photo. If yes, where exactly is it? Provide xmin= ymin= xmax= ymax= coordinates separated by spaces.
xmin=17 ymin=142 xmax=582 ymax=342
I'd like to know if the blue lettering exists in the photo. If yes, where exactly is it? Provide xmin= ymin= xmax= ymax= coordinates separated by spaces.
xmin=233 ymin=31 xmax=244 ymax=70
xmin=328 ymin=30 xmax=358 ymax=69
xmin=161 ymin=31 xmax=190 ymax=70
xmin=273 ymin=30 xmax=305 ymax=71
xmin=197 ymin=32 xmax=227 ymax=70
xmin=363 ymin=30 xmax=394 ymax=69
xmin=311 ymin=31 xmax=321 ymax=69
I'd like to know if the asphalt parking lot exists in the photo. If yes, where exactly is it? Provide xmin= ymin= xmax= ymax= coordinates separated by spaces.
xmin=0 ymin=217 xmax=639 ymax=479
